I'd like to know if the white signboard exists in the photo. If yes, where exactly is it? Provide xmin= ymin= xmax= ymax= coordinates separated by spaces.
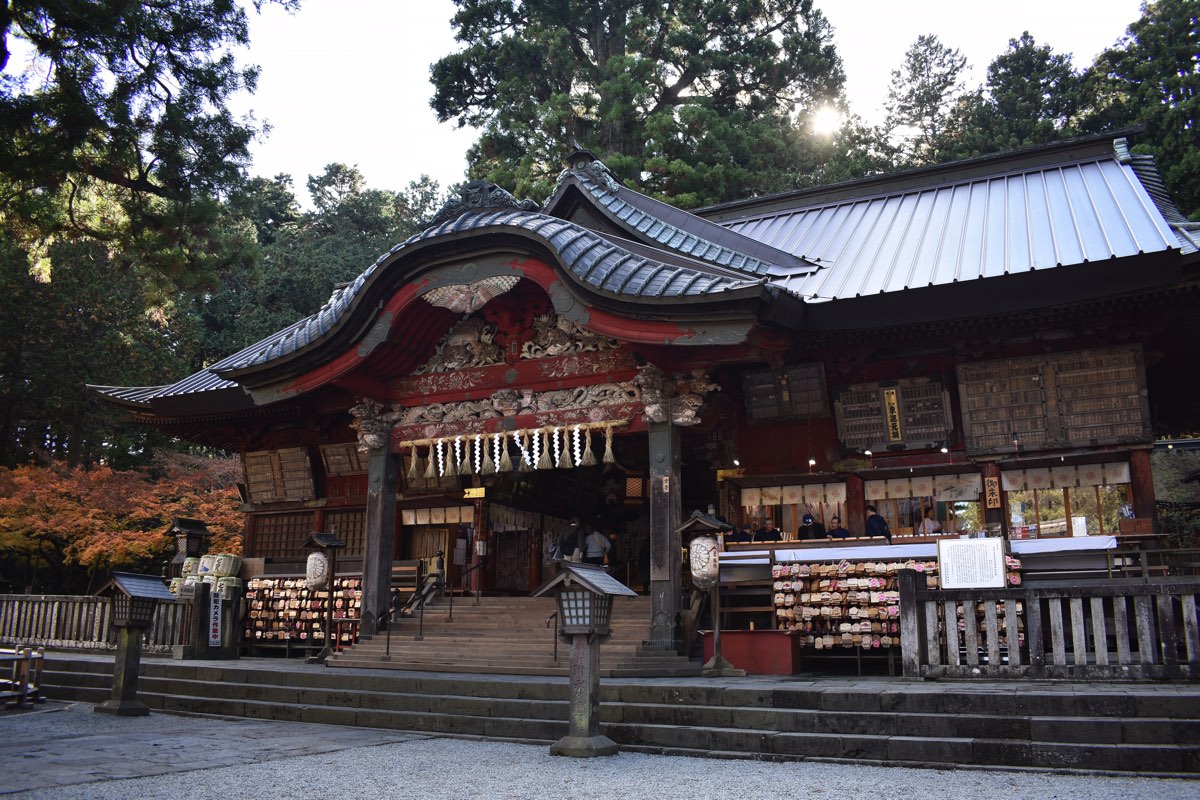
xmin=937 ymin=538 xmax=1006 ymax=589
xmin=208 ymin=590 xmax=223 ymax=646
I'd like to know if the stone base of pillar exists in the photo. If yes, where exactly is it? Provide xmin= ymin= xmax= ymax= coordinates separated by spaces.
xmin=94 ymin=699 xmax=150 ymax=717
xmin=701 ymin=655 xmax=746 ymax=677
xmin=550 ymin=734 xmax=620 ymax=758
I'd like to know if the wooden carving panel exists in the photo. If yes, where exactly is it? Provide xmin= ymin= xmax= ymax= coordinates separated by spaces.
xmin=321 ymin=443 xmax=368 ymax=476
xmin=243 ymin=447 xmax=316 ymax=503
xmin=834 ymin=378 xmax=952 ymax=452
xmin=741 ymin=362 xmax=828 ymax=421
xmin=957 ymin=345 xmax=1150 ymax=455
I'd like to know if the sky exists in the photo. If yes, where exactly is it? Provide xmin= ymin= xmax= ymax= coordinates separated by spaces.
xmin=232 ymin=0 xmax=1146 ymax=200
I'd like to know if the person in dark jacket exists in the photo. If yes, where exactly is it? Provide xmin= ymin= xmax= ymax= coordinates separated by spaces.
xmin=865 ymin=505 xmax=892 ymax=544
xmin=753 ymin=518 xmax=782 ymax=543
xmin=798 ymin=513 xmax=826 ymax=539
xmin=826 ymin=515 xmax=850 ymax=539
xmin=557 ymin=516 xmax=584 ymax=561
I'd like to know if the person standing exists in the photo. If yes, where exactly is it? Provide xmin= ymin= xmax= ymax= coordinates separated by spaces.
xmin=557 ymin=516 xmax=584 ymax=561
xmin=919 ymin=507 xmax=943 ymax=535
xmin=865 ymin=505 xmax=892 ymax=544
xmin=583 ymin=527 xmax=612 ymax=566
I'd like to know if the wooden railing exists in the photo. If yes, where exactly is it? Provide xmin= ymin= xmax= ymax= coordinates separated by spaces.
xmin=898 ymin=571 xmax=1200 ymax=680
xmin=0 ymin=594 xmax=191 ymax=654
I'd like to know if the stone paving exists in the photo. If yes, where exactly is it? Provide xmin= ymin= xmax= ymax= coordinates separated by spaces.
xmin=0 ymin=701 xmax=423 ymax=795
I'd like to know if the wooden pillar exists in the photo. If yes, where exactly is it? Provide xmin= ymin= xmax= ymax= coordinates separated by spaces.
xmin=845 ymin=475 xmax=865 ymax=535
xmin=648 ymin=420 xmax=681 ymax=648
xmin=360 ymin=446 xmax=398 ymax=636
xmin=981 ymin=462 xmax=1006 ymax=534
xmin=1128 ymin=449 xmax=1158 ymax=528
xmin=470 ymin=498 xmax=490 ymax=594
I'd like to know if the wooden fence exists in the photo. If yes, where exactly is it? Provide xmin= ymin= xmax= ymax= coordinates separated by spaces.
xmin=898 ymin=571 xmax=1200 ymax=680
xmin=0 ymin=594 xmax=191 ymax=655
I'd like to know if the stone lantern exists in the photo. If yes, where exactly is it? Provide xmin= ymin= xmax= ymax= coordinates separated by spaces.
xmin=533 ymin=561 xmax=636 ymax=757
xmin=94 ymin=572 xmax=176 ymax=716
xmin=167 ymin=518 xmax=210 ymax=579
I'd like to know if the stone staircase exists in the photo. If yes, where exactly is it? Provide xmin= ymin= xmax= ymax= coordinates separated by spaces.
xmin=327 ymin=595 xmax=701 ymax=677
xmin=38 ymin=654 xmax=1200 ymax=775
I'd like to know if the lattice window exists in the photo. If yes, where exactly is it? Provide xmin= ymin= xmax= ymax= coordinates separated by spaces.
xmin=325 ymin=509 xmax=366 ymax=557
xmin=741 ymin=362 xmax=828 ymax=421
xmin=251 ymin=512 xmax=315 ymax=560
xmin=834 ymin=378 xmax=952 ymax=452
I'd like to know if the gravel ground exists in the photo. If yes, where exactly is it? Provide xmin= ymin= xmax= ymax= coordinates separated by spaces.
xmin=4 ymin=704 xmax=1199 ymax=800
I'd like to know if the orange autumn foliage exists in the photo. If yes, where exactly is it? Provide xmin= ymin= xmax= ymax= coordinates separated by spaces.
xmin=0 ymin=453 xmax=244 ymax=578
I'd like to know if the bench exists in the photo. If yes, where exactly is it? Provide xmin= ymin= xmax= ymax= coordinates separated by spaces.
xmin=1 ymin=646 xmax=45 ymax=709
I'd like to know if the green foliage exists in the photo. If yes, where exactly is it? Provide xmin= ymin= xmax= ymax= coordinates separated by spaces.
xmin=196 ymin=165 xmax=446 ymax=363
xmin=882 ymin=34 xmax=968 ymax=165
xmin=430 ymin=0 xmax=846 ymax=206
xmin=1 ymin=0 xmax=298 ymax=289
xmin=0 ymin=222 xmax=203 ymax=469
xmin=1079 ymin=0 xmax=1200 ymax=219
xmin=930 ymin=33 xmax=1083 ymax=163
xmin=1153 ymin=448 xmax=1200 ymax=544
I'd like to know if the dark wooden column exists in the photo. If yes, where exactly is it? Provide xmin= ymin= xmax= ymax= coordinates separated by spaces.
xmin=469 ymin=497 xmax=490 ymax=594
xmin=648 ymin=420 xmax=682 ymax=648
xmin=845 ymin=475 xmax=865 ymax=535
xmin=360 ymin=446 xmax=398 ymax=636
xmin=1128 ymin=449 xmax=1158 ymax=528
xmin=980 ymin=462 xmax=1006 ymax=534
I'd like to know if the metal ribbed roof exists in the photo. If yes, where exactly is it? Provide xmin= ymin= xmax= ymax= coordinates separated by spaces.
xmin=724 ymin=153 xmax=1185 ymax=302
xmin=95 ymin=207 xmax=766 ymax=407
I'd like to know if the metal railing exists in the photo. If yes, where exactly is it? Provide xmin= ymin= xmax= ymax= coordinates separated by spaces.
xmin=546 ymin=610 xmax=559 ymax=662
xmin=898 ymin=571 xmax=1200 ymax=680
xmin=0 ymin=594 xmax=191 ymax=654
xmin=446 ymin=552 xmax=492 ymax=622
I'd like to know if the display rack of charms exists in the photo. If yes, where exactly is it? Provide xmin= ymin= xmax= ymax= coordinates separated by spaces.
xmin=771 ymin=560 xmax=937 ymax=651
xmin=244 ymin=575 xmax=362 ymax=653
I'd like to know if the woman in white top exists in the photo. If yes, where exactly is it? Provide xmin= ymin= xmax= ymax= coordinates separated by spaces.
xmin=919 ymin=507 xmax=943 ymax=535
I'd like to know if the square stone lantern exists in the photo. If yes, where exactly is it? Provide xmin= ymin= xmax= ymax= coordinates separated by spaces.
xmin=167 ymin=518 xmax=210 ymax=579
xmin=94 ymin=572 xmax=177 ymax=716
xmin=533 ymin=562 xmax=636 ymax=757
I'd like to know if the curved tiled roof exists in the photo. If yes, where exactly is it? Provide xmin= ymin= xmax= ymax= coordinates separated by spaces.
xmin=551 ymin=167 xmax=818 ymax=278
xmin=94 ymin=207 xmax=769 ymax=407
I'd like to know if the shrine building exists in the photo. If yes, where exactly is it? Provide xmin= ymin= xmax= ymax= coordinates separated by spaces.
xmin=93 ymin=132 xmax=1200 ymax=656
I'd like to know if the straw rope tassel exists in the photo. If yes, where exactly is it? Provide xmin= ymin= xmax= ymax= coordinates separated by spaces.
xmin=425 ymin=442 xmax=437 ymax=478
xmin=458 ymin=436 xmax=472 ymax=476
xmin=579 ymin=427 xmax=597 ymax=467
xmin=603 ymin=425 xmax=615 ymax=464
xmin=556 ymin=427 xmax=571 ymax=469
xmin=407 ymin=445 xmax=419 ymax=481
xmin=517 ymin=431 xmax=532 ymax=471
xmin=498 ymin=432 xmax=513 ymax=472
xmin=537 ymin=429 xmax=554 ymax=469
xmin=481 ymin=434 xmax=495 ymax=474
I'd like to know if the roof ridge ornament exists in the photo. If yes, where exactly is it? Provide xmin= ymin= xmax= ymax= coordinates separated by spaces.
xmin=427 ymin=180 xmax=541 ymax=228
